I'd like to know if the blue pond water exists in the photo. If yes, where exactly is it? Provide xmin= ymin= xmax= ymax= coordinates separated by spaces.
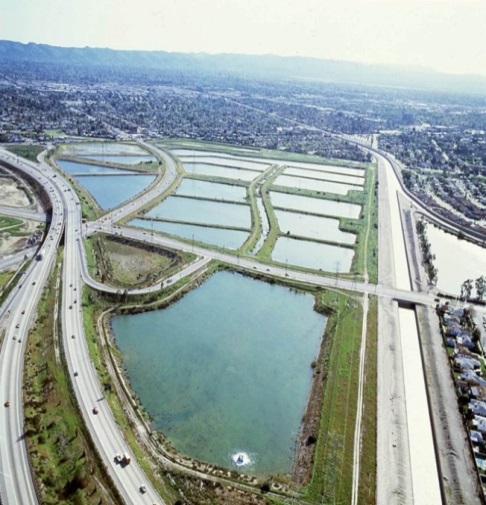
xmin=111 ymin=272 xmax=326 ymax=475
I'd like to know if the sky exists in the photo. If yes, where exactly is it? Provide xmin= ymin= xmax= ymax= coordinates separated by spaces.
xmin=1 ymin=0 xmax=486 ymax=76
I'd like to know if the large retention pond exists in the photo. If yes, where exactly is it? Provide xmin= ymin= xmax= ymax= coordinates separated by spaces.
xmin=111 ymin=271 xmax=327 ymax=475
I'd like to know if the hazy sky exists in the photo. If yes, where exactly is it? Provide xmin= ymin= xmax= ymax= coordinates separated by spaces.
xmin=1 ymin=0 xmax=485 ymax=76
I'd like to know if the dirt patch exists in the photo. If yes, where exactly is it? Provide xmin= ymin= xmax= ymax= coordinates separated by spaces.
xmin=0 ymin=219 xmax=40 ymax=256
xmin=0 ymin=177 xmax=31 ymax=207
xmin=91 ymin=235 xmax=184 ymax=288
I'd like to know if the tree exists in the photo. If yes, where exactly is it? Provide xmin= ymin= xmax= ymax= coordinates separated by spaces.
xmin=476 ymin=276 xmax=486 ymax=301
xmin=460 ymin=279 xmax=473 ymax=301
xmin=472 ymin=327 xmax=481 ymax=343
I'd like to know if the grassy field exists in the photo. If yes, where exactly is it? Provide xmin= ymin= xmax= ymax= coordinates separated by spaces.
xmin=44 ymin=129 xmax=66 ymax=138
xmin=347 ymin=163 xmax=378 ymax=282
xmin=0 ymin=215 xmax=24 ymax=232
xmin=23 ymin=252 xmax=120 ymax=505
xmin=5 ymin=144 xmax=45 ymax=162
xmin=358 ymin=296 xmax=377 ymax=505
xmin=303 ymin=289 xmax=364 ymax=504
xmin=0 ymin=271 xmax=14 ymax=290
xmin=365 ymin=167 xmax=379 ymax=284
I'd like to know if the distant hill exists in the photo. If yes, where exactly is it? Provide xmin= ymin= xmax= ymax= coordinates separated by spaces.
xmin=1 ymin=39 xmax=485 ymax=94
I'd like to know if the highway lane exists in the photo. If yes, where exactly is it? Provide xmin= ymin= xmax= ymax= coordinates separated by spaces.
xmin=60 ymin=181 xmax=163 ymax=504
xmin=0 ymin=149 xmax=65 ymax=504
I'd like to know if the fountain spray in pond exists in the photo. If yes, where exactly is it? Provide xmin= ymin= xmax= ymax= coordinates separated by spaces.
xmin=231 ymin=451 xmax=253 ymax=468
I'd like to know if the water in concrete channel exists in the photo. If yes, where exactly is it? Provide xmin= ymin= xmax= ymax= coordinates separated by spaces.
xmin=398 ymin=308 xmax=441 ymax=504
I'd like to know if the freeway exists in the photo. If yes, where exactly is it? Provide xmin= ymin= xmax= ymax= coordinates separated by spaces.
xmin=0 ymin=150 xmax=65 ymax=504
xmin=0 ymin=147 xmax=165 ymax=504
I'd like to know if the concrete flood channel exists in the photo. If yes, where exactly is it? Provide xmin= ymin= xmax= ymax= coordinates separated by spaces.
xmin=383 ymin=155 xmax=442 ymax=504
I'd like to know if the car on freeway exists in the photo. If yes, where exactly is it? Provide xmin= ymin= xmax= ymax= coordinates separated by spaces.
xmin=139 ymin=485 xmax=146 ymax=494
xmin=4 ymin=401 xmax=9 ymax=408
xmin=92 ymin=406 xmax=99 ymax=415
xmin=114 ymin=454 xmax=122 ymax=464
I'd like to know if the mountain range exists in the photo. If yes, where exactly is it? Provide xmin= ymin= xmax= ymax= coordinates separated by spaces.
xmin=1 ymin=39 xmax=485 ymax=94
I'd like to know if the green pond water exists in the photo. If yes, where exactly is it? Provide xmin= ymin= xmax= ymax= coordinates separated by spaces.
xmin=62 ymin=143 xmax=149 ymax=156
xmin=274 ymin=175 xmax=362 ymax=196
xmin=273 ymin=236 xmax=355 ymax=272
xmin=111 ymin=272 xmax=326 ymax=475
xmin=285 ymin=167 xmax=365 ymax=185
xmin=58 ymin=159 xmax=136 ymax=175
xmin=147 ymin=196 xmax=251 ymax=228
xmin=77 ymin=174 xmax=155 ymax=209
xmin=176 ymin=178 xmax=248 ymax=201
xmin=129 ymin=218 xmax=249 ymax=249
xmin=183 ymin=162 xmax=259 ymax=181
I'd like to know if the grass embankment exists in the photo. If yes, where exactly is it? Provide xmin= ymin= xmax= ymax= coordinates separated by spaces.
xmin=0 ymin=271 xmax=14 ymax=290
xmin=358 ymin=295 xmax=377 ymax=505
xmin=5 ymin=144 xmax=45 ymax=162
xmin=347 ymin=163 xmax=378 ymax=283
xmin=58 ymin=155 xmax=161 ymax=173
xmin=365 ymin=167 xmax=379 ymax=284
xmin=44 ymin=129 xmax=66 ymax=138
xmin=240 ymin=165 xmax=276 ymax=255
xmin=0 ymin=216 xmax=24 ymax=232
xmin=303 ymin=289 xmax=364 ymax=504
xmin=23 ymin=252 xmax=120 ymax=505
xmin=255 ymin=166 xmax=283 ymax=260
